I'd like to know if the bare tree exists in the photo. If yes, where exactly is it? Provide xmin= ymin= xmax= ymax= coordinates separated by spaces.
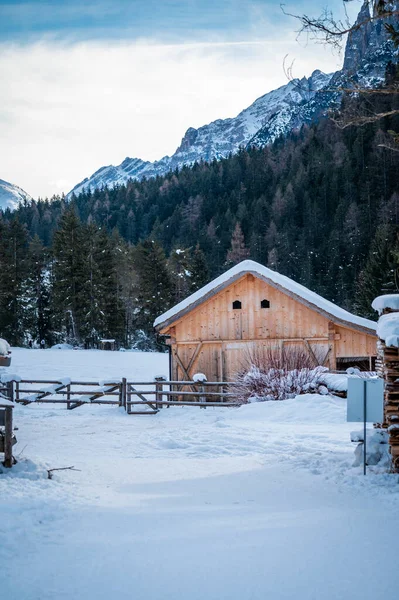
xmin=282 ymin=1 xmax=399 ymax=139
xmin=283 ymin=1 xmax=399 ymax=51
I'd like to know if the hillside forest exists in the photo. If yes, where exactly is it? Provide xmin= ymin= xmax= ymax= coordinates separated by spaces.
xmin=1 ymin=84 xmax=399 ymax=349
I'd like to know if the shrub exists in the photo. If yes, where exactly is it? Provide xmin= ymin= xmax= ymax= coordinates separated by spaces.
xmin=231 ymin=344 xmax=328 ymax=403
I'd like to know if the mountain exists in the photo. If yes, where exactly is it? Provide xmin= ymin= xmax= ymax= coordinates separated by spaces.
xmin=68 ymin=71 xmax=332 ymax=198
xmin=0 ymin=178 xmax=32 ymax=211
xmin=249 ymin=2 xmax=399 ymax=148
xmin=69 ymin=1 xmax=399 ymax=198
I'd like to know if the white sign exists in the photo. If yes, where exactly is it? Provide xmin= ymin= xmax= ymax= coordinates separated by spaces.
xmin=347 ymin=377 xmax=384 ymax=423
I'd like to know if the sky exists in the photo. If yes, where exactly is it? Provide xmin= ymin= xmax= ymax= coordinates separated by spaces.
xmin=0 ymin=0 xmax=360 ymax=198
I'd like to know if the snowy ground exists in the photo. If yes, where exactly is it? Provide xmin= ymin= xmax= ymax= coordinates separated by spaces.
xmin=1 ymin=349 xmax=399 ymax=600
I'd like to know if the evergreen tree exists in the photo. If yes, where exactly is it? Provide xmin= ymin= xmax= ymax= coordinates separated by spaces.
xmin=168 ymin=247 xmax=192 ymax=303
xmin=52 ymin=208 xmax=90 ymax=344
xmin=188 ymin=244 xmax=209 ymax=292
xmin=95 ymin=227 xmax=126 ymax=343
xmin=25 ymin=235 xmax=53 ymax=345
xmin=132 ymin=239 xmax=173 ymax=348
xmin=0 ymin=218 xmax=30 ymax=344
xmin=226 ymin=222 xmax=250 ymax=266
xmin=355 ymin=225 xmax=399 ymax=318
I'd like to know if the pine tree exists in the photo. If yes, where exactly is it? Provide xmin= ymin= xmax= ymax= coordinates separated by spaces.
xmin=168 ymin=247 xmax=192 ymax=303
xmin=95 ymin=227 xmax=126 ymax=343
xmin=0 ymin=218 xmax=30 ymax=344
xmin=226 ymin=222 xmax=250 ymax=266
xmin=132 ymin=239 xmax=173 ymax=348
xmin=355 ymin=225 xmax=399 ymax=319
xmin=52 ymin=208 xmax=90 ymax=344
xmin=188 ymin=244 xmax=209 ymax=292
xmin=25 ymin=236 xmax=53 ymax=345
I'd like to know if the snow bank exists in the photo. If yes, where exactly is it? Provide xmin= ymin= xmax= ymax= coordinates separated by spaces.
xmin=0 ymin=338 xmax=11 ymax=356
xmin=0 ymin=458 xmax=48 ymax=479
xmin=0 ymin=396 xmax=14 ymax=407
xmin=51 ymin=343 xmax=73 ymax=350
xmin=228 ymin=393 xmax=347 ymax=425
xmin=352 ymin=429 xmax=390 ymax=468
xmin=319 ymin=372 xmax=348 ymax=392
xmin=377 ymin=312 xmax=399 ymax=347
xmin=0 ymin=373 xmax=21 ymax=383
xmin=372 ymin=294 xmax=399 ymax=315
xmin=154 ymin=259 xmax=377 ymax=331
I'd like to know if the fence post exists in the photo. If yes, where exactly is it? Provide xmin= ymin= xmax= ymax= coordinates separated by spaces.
xmin=3 ymin=406 xmax=13 ymax=468
xmin=121 ymin=378 xmax=127 ymax=409
xmin=193 ymin=373 xmax=207 ymax=408
xmin=155 ymin=376 xmax=166 ymax=409
xmin=15 ymin=380 xmax=19 ymax=403
xmin=126 ymin=383 xmax=131 ymax=413
xmin=199 ymin=384 xmax=206 ymax=408
xmin=66 ymin=383 xmax=71 ymax=410
xmin=6 ymin=380 xmax=14 ymax=403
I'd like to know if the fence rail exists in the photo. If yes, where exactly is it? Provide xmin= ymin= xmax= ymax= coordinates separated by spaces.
xmin=1 ymin=377 xmax=239 ymax=413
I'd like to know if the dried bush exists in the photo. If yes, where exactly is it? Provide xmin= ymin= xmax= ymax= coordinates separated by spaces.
xmin=231 ymin=344 xmax=328 ymax=403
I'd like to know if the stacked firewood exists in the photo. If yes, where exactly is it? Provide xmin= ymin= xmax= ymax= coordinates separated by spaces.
xmin=376 ymin=333 xmax=399 ymax=471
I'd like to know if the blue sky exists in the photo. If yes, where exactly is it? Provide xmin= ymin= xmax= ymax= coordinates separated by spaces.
xmin=0 ymin=1 xmax=358 ymax=198
xmin=0 ymin=0 xmax=350 ymax=42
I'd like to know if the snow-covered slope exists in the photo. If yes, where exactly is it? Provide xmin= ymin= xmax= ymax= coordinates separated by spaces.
xmin=68 ymin=71 xmax=332 ymax=198
xmin=68 ymin=2 xmax=398 ymax=198
xmin=0 ymin=178 xmax=32 ymax=211
xmin=250 ymin=1 xmax=399 ymax=148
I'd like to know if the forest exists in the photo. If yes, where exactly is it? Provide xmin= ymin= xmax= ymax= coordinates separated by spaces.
xmin=1 ymin=83 xmax=399 ymax=349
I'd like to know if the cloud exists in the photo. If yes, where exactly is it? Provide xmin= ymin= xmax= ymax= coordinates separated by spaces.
xmin=0 ymin=37 xmax=342 ymax=199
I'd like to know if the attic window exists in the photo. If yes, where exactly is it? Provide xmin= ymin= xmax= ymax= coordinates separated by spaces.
xmin=261 ymin=299 xmax=270 ymax=309
xmin=232 ymin=300 xmax=242 ymax=310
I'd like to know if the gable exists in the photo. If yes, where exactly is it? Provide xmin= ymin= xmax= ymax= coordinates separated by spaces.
xmin=165 ymin=273 xmax=335 ymax=342
xmin=155 ymin=260 xmax=377 ymax=337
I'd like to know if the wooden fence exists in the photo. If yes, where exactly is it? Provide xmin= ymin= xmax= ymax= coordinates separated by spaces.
xmin=1 ymin=377 xmax=238 ymax=414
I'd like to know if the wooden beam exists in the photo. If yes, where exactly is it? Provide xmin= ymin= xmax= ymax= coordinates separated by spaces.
xmin=304 ymin=340 xmax=319 ymax=367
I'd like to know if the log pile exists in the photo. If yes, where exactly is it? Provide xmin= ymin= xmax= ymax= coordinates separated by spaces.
xmin=376 ymin=313 xmax=399 ymax=472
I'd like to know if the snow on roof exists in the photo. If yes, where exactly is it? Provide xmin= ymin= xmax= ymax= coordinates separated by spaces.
xmin=372 ymin=294 xmax=399 ymax=315
xmin=154 ymin=260 xmax=377 ymax=332
xmin=377 ymin=312 xmax=399 ymax=347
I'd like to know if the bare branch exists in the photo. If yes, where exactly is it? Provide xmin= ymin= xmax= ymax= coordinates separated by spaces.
xmin=281 ymin=1 xmax=399 ymax=50
xmin=377 ymin=143 xmax=399 ymax=151
xmin=47 ymin=465 xmax=81 ymax=479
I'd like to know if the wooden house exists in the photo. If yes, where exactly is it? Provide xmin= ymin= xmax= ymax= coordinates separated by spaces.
xmin=154 ymin=260 xmax=377 ymax=382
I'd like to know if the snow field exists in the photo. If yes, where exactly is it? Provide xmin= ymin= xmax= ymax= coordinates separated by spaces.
xmin=1 ymin=348 xmax=399 ymax=600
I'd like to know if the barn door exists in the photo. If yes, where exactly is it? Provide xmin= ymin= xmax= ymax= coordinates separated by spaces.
xmin=303 ymin=340 xmax=330 ymax=367
xmin=173 ymin=343 xmax=203 ymax=383
xmin=173 ymin=343 xmax=222 ymax=383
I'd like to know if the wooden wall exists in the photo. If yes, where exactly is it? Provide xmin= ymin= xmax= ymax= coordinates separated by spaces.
xmin=161 ymin=274 xmax=377 ymax=381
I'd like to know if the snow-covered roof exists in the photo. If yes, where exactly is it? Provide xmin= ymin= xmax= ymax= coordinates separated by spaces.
xmin=154 ymin=260 xmax=377 ymax=334
xmin=372 ymin=294 xmax=399 ymax=315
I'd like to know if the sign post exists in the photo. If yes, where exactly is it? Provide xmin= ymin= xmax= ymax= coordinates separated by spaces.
xmin=347 ymin=377 xmax=384 ymax=475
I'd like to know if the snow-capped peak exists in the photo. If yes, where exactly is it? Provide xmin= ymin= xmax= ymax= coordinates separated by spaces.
xmin=67 ymin=3 xmax=399 ymax=198
xmin=0 ymin=178 xmax=32 ymax=211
